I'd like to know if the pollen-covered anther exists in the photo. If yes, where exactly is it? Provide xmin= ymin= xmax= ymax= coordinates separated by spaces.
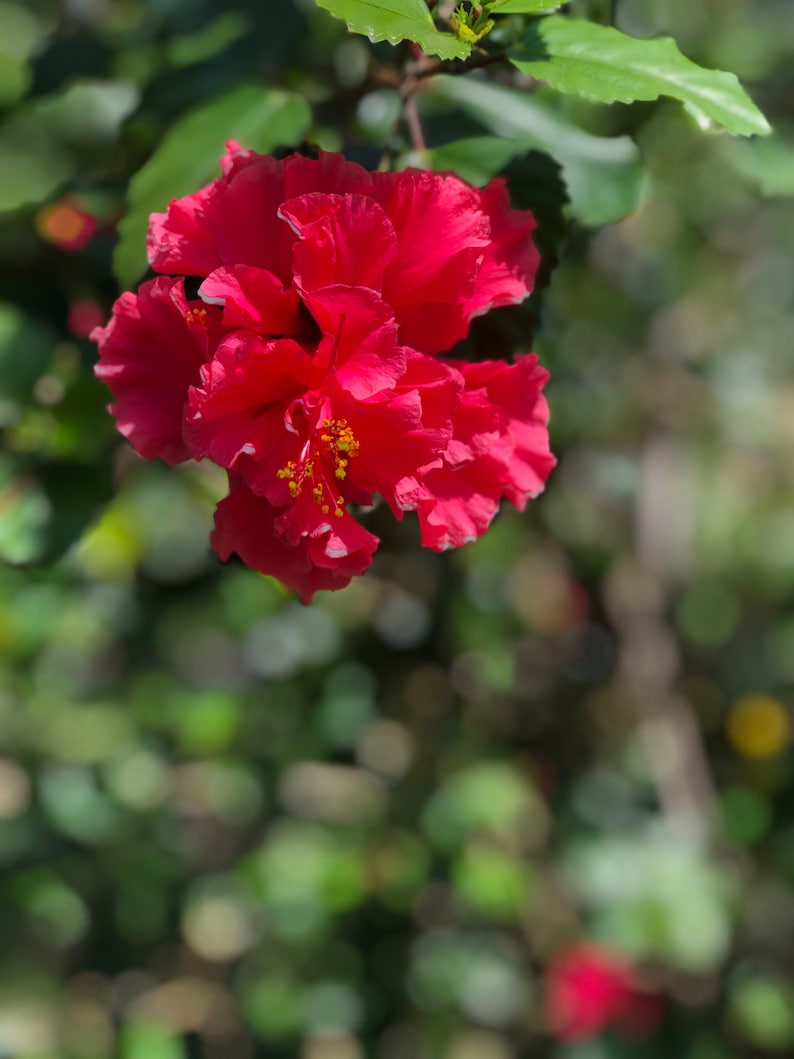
xmin=277 ymin=460 xmax=297 ymax=480
xmin=277 ymin=418 xmax=360 ymax=512
xmin=319 ymin=417 xmax=360 ymax=481
xmin=184 ymin=307 xmax=208 ymax=328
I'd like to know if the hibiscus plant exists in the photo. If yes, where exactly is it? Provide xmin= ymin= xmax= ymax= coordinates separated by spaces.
xmin=1 ymin=3 xmax=792 ymax=1058
xmin=89 ymin=0 xmax=771 ymax=601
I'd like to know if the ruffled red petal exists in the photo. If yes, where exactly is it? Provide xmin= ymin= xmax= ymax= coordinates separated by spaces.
xmin=199 ymin=265 xmax=306 ymax=335
xmin=212 ymin=478 xmax=378 ymax=604
xmin=148 ymin=147 xmax=373 ymax=282
xmin=93 ymin=277 xmax=217 ymax=464
xmin=279 ymin=192 xmax=398 ymax=294
xmin=399 ymin=355 xmax=555 ymax=551
xmin=185 ymin=332 xmax=313 ymax=476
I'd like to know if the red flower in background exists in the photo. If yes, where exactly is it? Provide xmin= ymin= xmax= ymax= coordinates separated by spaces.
xmin=93 ymin=145 xmax=555 ymax=601
xmin=545 ymin=943 xmax=663 ymax=1041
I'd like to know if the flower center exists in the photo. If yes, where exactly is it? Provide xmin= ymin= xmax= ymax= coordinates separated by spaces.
xmin=185 ymin=307 xmax=208 ymax=328
xmin=277 ymin=417 xmax=360 ymax=518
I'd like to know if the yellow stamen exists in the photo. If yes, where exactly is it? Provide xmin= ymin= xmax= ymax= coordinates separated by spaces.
xmin=275 ymin=417 xmax=360 ymax=512
xmin=185 ymin=307 xmax=208 ymax=328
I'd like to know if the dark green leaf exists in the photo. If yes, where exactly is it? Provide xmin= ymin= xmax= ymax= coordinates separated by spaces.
xmin=0 ymin=458 xmax=113 ymax=565
xmin=0 ymin=304 xmax=58 ymax=402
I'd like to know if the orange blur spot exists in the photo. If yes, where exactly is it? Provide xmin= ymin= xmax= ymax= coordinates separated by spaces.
xmin=36 ymin=200 xmax=97 ymax=251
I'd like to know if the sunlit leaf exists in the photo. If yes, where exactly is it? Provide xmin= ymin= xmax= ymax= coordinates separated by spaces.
xmin=509 ymin=16 xmax=771 ymax=136
xmin=314 ymin=0 xmax=469 ymax=60
xmin=113 ymin=85 xmax=311 ymax=289
xmin=489 ymin=0 xmax=567 ymax=13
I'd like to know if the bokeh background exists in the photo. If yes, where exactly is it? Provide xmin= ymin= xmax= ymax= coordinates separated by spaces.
xmin=2 ymin=0 xmax=794 ymax=1057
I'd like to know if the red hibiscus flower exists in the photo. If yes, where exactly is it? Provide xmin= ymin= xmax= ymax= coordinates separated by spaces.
xmin=545 ymin=943 xmax=663 ymax=1041
xmin=93 ymin=145 xmax=555 ymax=601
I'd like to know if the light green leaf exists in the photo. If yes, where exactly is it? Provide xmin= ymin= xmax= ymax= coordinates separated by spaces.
xmin=489 ymin=1 xmax=566 ymax=13
xmin=509 ymin=16 xmax=771 ymax=137
xmin=314 ymin=0 xmax=470 ymax=60
xmin=120 ymin=1021 xmax=186 ymax=1059
xmin=113 ymin=85 xmax=311 ymax=290
xmin=729 ymin=975 xmax=794 ymax=1050
xmin=427 ymin=75 xmax=647 ymax=225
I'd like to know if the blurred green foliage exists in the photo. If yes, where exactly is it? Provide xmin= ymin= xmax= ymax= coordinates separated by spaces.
xmin=1 ymin=0 xmax=793 ymax=1057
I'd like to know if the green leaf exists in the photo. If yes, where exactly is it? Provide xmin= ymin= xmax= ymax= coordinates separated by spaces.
xmin=724 ymin=129 xmax=794 ymax=196
xmin=166 ymin=12 xmax=249 ymax=68
xmin=29 ymin=79 xmax=140 ymax=145
xmin=404 ymin=136 xmax=531 ymax=186
xmin=0 ymin=119 xmax=74 ymax=212
xmin=113 ymin=85 xmax=311 ymax=290
xmin=509 ymin=16 xmax=771 ymax=137
xmin=0 ymin=458 xmax=113 ymax=566
xmin=729 ymin=975 xmax=794 ymax=1050
xmin=0 ymin=304 xmax=58 ymax=403
xmin=120 ymin=1021 xmax=186 ymax=1059
xmin=314 ymin=0 xmax=470 ymax=60
xmin=0 ymin=1 xmax=46 ymax=105
xmin=489 ymin=1 xmax=566 ymax=13
xmin=427 ymin=75 xmax=647 ymax=225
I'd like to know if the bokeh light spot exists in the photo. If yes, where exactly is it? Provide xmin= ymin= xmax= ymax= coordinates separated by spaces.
xmin=726 ymin=694 xmax=791 ymax=759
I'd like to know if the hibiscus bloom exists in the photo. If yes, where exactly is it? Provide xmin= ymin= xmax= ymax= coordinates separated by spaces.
xmin=94 ymin=145 xmax=555 ymax=601
xmin=545 ymin=944 xmax=663 ymax=1041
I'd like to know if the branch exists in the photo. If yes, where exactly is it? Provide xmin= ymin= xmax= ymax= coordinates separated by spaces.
xmin=410 ymin=50 xmax=507 ymax=81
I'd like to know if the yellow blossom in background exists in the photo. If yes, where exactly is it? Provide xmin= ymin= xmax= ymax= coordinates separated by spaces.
xmin=726 ymin=694 xmax=791 ymax=759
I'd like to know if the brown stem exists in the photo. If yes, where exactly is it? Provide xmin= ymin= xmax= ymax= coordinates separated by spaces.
xmin=376 ymin=23 xmax=509 ymax=170
xmin=404 ymin=94 xmax=426 ymax=151
xmin=411 ymin=50 xmax=507 ymax=80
